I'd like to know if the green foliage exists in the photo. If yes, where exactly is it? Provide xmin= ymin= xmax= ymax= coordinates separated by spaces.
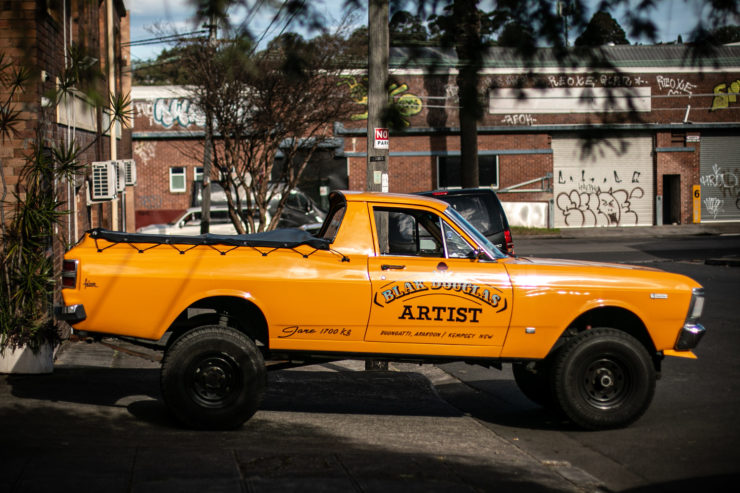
xmin=575 ymin=10 xmax=629 ymax=46
xmin=709 ymin=24 xmax=740 ymax=44
xmin=389 ymin=10 xmax=429 ymax=46
xmin=132 ymin=45 xmax=207 ymax=85
xmin=0 ymin=47 xmax=130 ymax=353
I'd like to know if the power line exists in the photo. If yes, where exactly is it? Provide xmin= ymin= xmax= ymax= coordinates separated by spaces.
xmin=124 ymin=30 xmax=209 ymax=47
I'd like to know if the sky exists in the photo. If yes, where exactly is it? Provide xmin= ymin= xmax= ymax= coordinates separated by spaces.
xmin=126 ymin=0 xmax=727 ymax=63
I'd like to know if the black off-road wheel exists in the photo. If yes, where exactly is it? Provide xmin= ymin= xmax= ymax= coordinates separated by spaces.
xmin=161 ymin=325 xmax=266 ymax=430
xmin=550 ymin=328 xmax=655 ymax=430
xmin=512 ymin=361 xmax=554 ymax=407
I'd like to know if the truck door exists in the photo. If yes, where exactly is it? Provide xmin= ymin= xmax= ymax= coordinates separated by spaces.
xmin=365 ymin=205 xmax=512 ymax=352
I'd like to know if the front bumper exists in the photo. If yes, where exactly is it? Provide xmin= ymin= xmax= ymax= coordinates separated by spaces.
xmin=54 ymin=304 xmax=87 ymax=324
xmin=675 ymin=323 xmax=706 ymax=350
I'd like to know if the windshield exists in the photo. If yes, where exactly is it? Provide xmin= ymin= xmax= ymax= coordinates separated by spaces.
xmin=444 ymin=206 xmax=506 ymax=259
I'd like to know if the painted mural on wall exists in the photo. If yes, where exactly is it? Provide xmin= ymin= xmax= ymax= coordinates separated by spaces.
xmin=134 ymin=99 xmax=206 ymax=128
xmin=552 ymin=136 xmax=653 ymax=228
xmin=555 ymin=171 xmax=645 ymax=227
xmin=338 ymin=75 xmax=423 ymax=126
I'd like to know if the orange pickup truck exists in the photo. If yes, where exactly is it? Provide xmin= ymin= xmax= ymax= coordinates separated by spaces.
xmin=58 ymin=191 xmax=705 ymax=430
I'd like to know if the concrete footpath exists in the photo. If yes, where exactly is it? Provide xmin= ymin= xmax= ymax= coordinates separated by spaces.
xmin=0 ymin=338 xmax=598 ymax=493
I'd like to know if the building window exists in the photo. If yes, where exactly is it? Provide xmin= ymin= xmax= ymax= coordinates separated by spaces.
xmin=169 ymin=167 xmax=186 ymax=192
xmin=437 ymin=155 xmax=499 ymax=189
xmin=194 ymin=167 xmax=204 ymax=182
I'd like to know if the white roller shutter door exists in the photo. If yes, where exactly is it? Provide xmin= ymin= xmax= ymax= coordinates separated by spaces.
xmin=699 ymin=135 xmax=740 ymax=222
xmin=552 ymin=133 xmax=654 ymax=228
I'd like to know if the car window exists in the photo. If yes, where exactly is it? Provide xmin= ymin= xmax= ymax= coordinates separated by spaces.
xmin=211 ymin=210 xmax=230 ymax=224
xmin=440 ymin=194 xmax=504 ymax=235
xmin=319 ymin=204 xmax=345 ymax=242
xmin=182 ymin=212 xmax=200 ymax=226
xmin=443 ymin=222 xmax=476 ymax=258
xmin=373 ymin=207 xmax=476 ymax=259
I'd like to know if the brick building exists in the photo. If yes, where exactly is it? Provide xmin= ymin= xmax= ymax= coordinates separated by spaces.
xmin=132 ymin=44 xmax=740 ymax=229
xmin=0 ymin=0 xmax=132 ymax=239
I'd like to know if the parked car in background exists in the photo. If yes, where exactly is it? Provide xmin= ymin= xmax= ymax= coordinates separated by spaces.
xmin=417 ymin=188 xmax=514 ymax=254
xmin=269 ymin=189 xmax=326 ymax=231
xmin=189 ymin=183 xmax=326 ymax=233
xmin=136 ymin=206 xmax=265 ymax=235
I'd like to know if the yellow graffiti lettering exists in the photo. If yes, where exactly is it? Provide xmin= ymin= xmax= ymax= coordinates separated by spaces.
xmin=711 ymin=80 xmax=740 ymax=111
xmin=338 ymin=76 xmax=423 ymax=125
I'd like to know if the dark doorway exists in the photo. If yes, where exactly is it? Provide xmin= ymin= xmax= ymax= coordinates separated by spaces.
xmin=663 ymin=174 xmax=681 ymax=225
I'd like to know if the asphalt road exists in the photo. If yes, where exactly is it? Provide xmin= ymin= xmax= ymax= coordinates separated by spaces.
xmin=514 ymin=233 xmax=740 ymax=264
xmin=440 ymin=234 xmax=740 ymax=492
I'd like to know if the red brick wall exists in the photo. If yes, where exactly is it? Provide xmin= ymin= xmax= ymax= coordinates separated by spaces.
xmin=656 ymin=131 xmax=701 ymax=224
xmin=133 ymin=139 xmax=203 ymax=227
xmin=345 ymin=132 xmax=552 ymax=198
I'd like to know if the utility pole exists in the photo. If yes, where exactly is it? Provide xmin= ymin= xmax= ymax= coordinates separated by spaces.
xmin=366 ymin=0 xmax=389 ymax=194
xmin=366 ymin=0 xmax=390 ymax=372
xmin=200 ymin=16 xmax=216 ymax=235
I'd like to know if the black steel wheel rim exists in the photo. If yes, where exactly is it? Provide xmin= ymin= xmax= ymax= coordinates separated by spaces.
xmin=186 ymin=352 xmax=242 ymax=408
xmin=579 ymin=356 xmax=631 ymax=410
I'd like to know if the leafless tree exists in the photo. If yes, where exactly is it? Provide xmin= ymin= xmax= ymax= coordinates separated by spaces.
xmin=181 ymin=31 xmax=354 ymax=233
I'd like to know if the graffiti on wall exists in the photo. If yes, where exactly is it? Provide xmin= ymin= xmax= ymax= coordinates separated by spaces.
xmin=556 ymin=169 xmax=644 ymax=226
xmin=700 ymin=163 xmax=740 ymax=218
xmin=501 ymin=114 xmax=537 ymax=125
xmin=135 ymin=99 xmax=206 ymax=128
xmin=711 ymin=80 xmax=740 ymax=111
xmin=655 ymin=76 xmax=696 ymax=96
xmin=133 ymin=141 xmax=156 ymax=167
xmin=338 ymin=76 xmax=423 ymax=126
xmin=547 ymin=73 xmax=649 ymax=88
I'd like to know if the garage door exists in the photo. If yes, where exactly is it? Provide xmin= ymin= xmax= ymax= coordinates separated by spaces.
xmin=700 ymin=134 xmax=740 ymax=222
xmin=552 ymin=133 xmax=654 ymax=228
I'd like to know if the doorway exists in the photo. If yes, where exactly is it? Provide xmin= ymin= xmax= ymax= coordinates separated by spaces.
xmin=663 ymin=174 xmax=681 ymax=225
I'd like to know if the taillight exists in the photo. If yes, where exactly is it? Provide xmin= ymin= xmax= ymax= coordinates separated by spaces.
xmin=504 ymin=229 xmax=514 ymax=255
xmin=62 ymin=259 xmax=78 ymax=289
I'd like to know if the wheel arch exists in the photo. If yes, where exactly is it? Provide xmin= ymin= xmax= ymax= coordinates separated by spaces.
xmin=554 ymin=305 xmax=659 ymax=369
xmin=166 ymin=295 xmax=269 ymax=351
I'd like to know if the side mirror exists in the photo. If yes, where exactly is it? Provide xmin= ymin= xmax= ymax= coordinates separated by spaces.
xmin=472 ymin=249 xmax=490 ymax=261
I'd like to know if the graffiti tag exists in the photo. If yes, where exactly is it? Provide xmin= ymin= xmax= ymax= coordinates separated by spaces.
xmin=655 ymin=76 xmax=696 ymax=96
xmin=711 ymin=80 xmax=740 ymax=111
xmin=704 ymin=197 xmax=724 ymax=219
xmin=501 ymin=114 xmax=537 ymax=125
xmin=700 ymin=164 xmax=740 ymax=198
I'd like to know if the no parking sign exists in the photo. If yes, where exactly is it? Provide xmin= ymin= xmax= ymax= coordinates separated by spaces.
xmin=374 ymin=128 xmax=389 ymax=150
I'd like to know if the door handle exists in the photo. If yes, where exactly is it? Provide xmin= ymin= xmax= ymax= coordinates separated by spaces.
xmin=381 ymin=264 xmax=406 ymax=271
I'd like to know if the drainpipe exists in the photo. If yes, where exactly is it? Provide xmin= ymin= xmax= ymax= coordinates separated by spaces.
xmin=107 ymin=0 xmax=120 ymax=230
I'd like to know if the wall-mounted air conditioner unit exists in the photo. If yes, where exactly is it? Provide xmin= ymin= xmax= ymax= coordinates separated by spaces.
xmin=115 ymin=160 xmax=126 ymax=192
xmin=121 ymin=159 xmax=137 ymax=186
xmin=90 ymin=161 xmax=117 ymax=201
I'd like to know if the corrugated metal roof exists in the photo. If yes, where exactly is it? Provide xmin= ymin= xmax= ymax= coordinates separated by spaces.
xmin=391 ymin=45 xmax=740 ymax=70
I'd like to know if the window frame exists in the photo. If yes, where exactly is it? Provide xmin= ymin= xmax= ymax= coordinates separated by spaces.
xmin=169 ymin=166 xmax=187 ymax=193
xmin=193 ymin=166 xmax=204 ymax=183
xmin=371 ymin=205 xmax=478 ymax=259
xmin=436 ymin=154 xmax=500 ymax=189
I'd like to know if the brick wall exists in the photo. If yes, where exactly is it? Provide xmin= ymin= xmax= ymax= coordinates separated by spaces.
xmin=656 ymin=131 xmax=701 ymax=224
xmin=133 ymin=138 xmax=204 ymax=227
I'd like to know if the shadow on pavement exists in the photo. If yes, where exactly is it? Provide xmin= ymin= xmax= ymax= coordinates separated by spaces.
xmin=0 ymin=368 xmax=580 ymax=492
xmin=434 ymin=378 xmax=579 ymax=432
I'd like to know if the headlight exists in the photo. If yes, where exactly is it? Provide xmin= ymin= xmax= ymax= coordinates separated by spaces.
xmin=687 ymin=288 xmax=704 ymax=322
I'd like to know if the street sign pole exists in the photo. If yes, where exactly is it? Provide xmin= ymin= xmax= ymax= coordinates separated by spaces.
xmin=366 ymin=0 xmax=389 ymax=194
xmin=366 ymin=0 xmax=390 ymax=371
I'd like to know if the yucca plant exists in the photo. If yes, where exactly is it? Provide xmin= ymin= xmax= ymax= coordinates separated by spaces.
xmin=0 ymin=48 xmax=130 ymax=355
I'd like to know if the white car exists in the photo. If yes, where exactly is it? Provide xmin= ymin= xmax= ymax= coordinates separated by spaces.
xmin=136 ymin=207 xmax=268 ymax=235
